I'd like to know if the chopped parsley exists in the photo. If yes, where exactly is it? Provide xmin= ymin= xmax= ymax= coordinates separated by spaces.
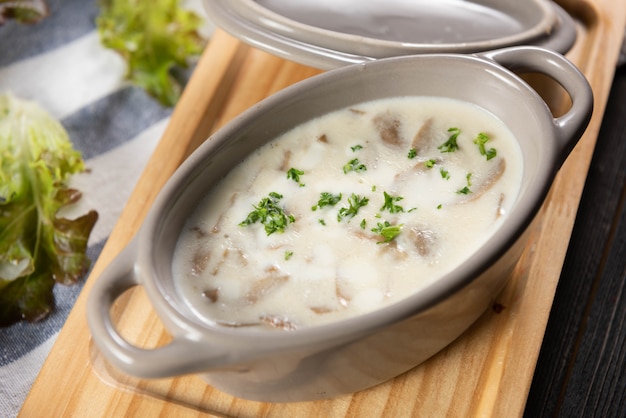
xmin=343 ymin=158 xmax=367 ymax=174
xmin=338 ymin=193 xmax=369 ymax=221
xmin=360 ymin=219 xmax=367 ymax=229
xmin=319 ymin=219 xmax=326 ymax=226
xmin=371 ymin=221 xmax=403 ymax=243
xmin=284 ymin=251 xmax=294 ymax=260
xmin=351 ymin=144 xmax=363 ymax=152
xmin=311 ymin=192 xmax=342 ymax=211
xmin=473 ymin=132 xmax=497 ymax=160
xmin=408 ymin=148 xmax=417 ymax=159
xmin=425 ymin=159 xmax=436 ymax=168
xmin=437 ymin=204 xmax=443 ymax=209
xmin=438 ymin=127 xmax=461 ymax=153
xmin=457 ymin=173 xmax=473 ymax=195
xmin=239 ymin=192 xmax=294 ymax=235
xmin=380 ymin=191 xmax=405 ymax=213
xmin=287 ymin=167 xmax=305 ymax=186
xmin=440 ymin=167 xmax=450 ymax=180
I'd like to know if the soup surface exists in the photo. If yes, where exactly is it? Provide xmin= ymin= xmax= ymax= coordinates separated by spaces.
xmin=172 ymin=97 xmax=523 ymax=330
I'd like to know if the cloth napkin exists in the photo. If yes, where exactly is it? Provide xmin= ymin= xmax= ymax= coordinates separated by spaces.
xmin=0 ymin=1 xmax=211 ymax=416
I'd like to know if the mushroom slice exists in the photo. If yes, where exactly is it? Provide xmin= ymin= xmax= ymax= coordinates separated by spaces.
xmin=202 ymin=288 xmax=219 ymax=303
xmin=191 ymin=248 xmax=211 ymax=275
xmin=458 ymin=158 xmax=507 ymax=203
xmin=414 ymin=156 xmax=444 ymax=174
xmin=245 ymin=273 xmax=289 ymax=304
xmin=279 ymin=149 xmax=292 ymax=171
xmin=411 ymin=118 xmax=435 ymax=155
xmin=260 ymin=314 xmax=298 ymax=330
xmin=310 ymin=306 xmax=335 ymax=314
xmin=373 ymin=112 xmax=403 ymax=147
xmin=408 ymin=226 xmax=437 ymax=257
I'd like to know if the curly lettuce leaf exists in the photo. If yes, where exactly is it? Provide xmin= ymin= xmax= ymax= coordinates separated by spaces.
xmin=96 ymin=0 xmax=206 ymax=106
xmin=0 ymin=0 xmax=48 ymax=25
xmin=0 ymin=93 xmax=98 ymax=327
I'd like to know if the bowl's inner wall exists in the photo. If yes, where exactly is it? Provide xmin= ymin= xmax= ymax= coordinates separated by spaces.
xmin=150 ymin=55 xmax=555 ymax=322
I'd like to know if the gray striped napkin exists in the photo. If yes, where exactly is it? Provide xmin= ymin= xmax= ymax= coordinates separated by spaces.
xmin=0 ymin=0 xmax=210 ymax=415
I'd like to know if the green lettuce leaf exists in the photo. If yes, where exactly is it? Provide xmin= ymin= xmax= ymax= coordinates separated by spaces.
xmin=0 ymin=93 xmax=98 ymax=327
xmin=96 ymin=0 xmax=206 ymax=106
xmin=0 ymin=0 xmax=48 ymax=25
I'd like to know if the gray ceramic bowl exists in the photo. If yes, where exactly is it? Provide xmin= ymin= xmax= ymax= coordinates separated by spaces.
xmin=88 ymin=46 xmax=592 ymax=402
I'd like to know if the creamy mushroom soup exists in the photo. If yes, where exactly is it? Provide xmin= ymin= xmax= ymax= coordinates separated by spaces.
xmin=172 ymin=96 xmax=523 ymax=330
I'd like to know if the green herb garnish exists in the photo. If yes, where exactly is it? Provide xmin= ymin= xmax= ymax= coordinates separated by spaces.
xmin=338 ymin=193 xmax=369 ymax=221
xmin=311 ymin=192 xmax=342 ymax=211
xmin=351 ymin=144 xmax=363 ymax=152
xmin=360 ymin=219 xmax=367 ymax=229
xmin=425 ymin=159 xmax=436 ymax=168
xmin=239 ymin=192 xmax=294 ymax=235
xmin=457 ymin=173 xmax=473 ymax=195
xmin=381 ymin=191 xmax=404 ymax=213
xmin=440 ymin=168 xmax=450 ymax=180
xmin=473 ymin=132 xmax=497 ymax=160
xmin=343 ymin=158 xmax=367 ymax=174
xmin=371 ymin=221 xmax=403 ymax=243
xmin=287 ymin=167 xmax=305 ymax=186
xmin=408 ymin=148 xmax=417 ymax=159
xmin=438 ymin=127 xmax=461 ymax=153
xmin=284 ymin=251 xmax=294 ymax=260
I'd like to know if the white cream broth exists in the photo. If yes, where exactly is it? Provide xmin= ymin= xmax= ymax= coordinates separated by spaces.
xmin=172 ymin=96 xmax=523 ymax=330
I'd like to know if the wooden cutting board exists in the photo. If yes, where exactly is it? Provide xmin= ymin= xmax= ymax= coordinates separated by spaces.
xmin=20 ymin=0 xmax=626 ymax=416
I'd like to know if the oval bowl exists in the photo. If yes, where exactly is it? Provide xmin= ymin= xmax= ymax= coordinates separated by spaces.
xmin=88 ymin=46 xmax=592 ymax=402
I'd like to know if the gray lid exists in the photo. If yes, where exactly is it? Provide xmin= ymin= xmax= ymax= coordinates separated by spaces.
xmin=203 ymin=0 xmax=577 ymax=69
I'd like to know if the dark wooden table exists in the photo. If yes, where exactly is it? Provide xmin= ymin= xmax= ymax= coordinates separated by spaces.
xmin=524 ymin=64 xmax=626 ymax=417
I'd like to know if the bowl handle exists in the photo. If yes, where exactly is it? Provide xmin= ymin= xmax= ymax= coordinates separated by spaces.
xmin=480 ymin=46 xmax=593 ymax=161
xmin=87 ymin=238 xmax=229 ymax=379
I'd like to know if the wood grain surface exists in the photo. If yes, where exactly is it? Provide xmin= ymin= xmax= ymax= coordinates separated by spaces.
xmin=19 ymin=1 xmax=626 ymax=416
